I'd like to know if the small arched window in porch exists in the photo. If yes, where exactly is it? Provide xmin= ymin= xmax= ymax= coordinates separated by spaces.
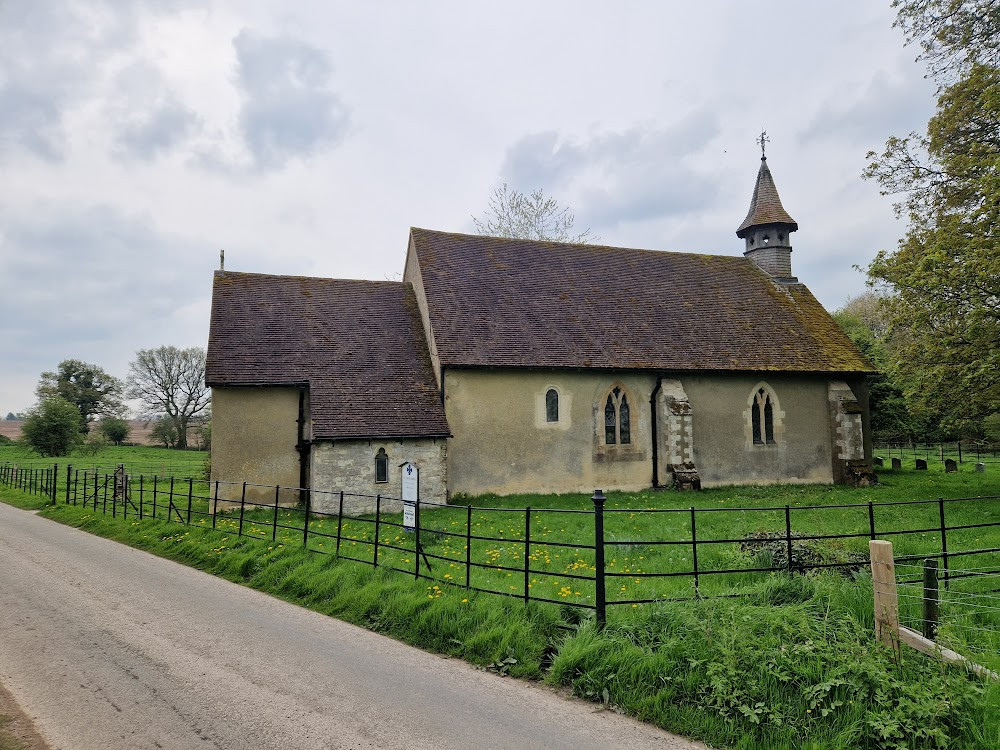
xmin=374 ymin=448 xmax=389 ymax=483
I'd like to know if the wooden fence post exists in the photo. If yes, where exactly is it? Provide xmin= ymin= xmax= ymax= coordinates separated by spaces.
xmin=869 ymin=540 xmax=900 ymax=660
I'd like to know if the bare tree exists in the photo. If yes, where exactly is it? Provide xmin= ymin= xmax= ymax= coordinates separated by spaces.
xmin=125 ymin=346 xmax=211 ymax=450
xmin=472 ymin=183 xmax=596 ymax=243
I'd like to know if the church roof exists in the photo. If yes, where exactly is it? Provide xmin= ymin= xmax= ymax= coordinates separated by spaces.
xmin=409 ymin=228 xmax=873 ymax=374
xmin=736 ymin=157 xmax=798 ymax=237
xmin=206 ymin=272 xmax=450 ymax=440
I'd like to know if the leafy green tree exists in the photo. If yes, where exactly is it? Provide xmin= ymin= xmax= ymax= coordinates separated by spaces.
xmin=99 ymin=416 xmax=131 ymax=446
xmin=36 ymin=359 xmax=124 ymax=432
xmin=473 ymin=184 xmax=596 ymax=243
xmin=834 ymin=293 xmax=918 ymax=442
xmin=126 ymin=346 xmax=211 ymax=450
xmin=149 ymin=419 xmax=178 ymax=448
xmin=83 ymin=430 xmax=109 ymax=456
xmin=864 ymin=1 xmax=1000 ymax=432
xmin=21 ymin=397 xmax=83 ymax=456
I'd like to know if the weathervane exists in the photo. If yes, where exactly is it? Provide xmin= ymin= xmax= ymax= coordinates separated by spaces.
xmin=757 ymin=129 xmax=770 ymax=159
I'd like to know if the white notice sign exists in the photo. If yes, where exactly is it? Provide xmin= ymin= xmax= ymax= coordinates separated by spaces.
xmin=401 ymin=462 xmax=418 ymax=503
xmin=401 ymin=462 xmax=418 ymax=531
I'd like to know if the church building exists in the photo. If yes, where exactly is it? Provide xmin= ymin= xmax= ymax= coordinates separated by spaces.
xmin=206 ymin=155 xmax=875 ymax=512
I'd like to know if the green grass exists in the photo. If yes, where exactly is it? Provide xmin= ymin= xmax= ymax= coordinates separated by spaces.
xmin=2 ymin=458 xmax=999 ymax=749
xmin=0 ymin=444 xmax=207 ymax=478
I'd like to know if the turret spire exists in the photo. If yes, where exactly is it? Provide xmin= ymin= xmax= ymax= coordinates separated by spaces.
xmin=736 ymin=141 xmax=797 ymax=281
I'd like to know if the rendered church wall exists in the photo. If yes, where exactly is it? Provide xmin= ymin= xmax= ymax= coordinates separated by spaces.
xmin=683 ymin=374 xmax=835 ymax=486
xmin=444 ymin=369 xmax=656 ymax=497
xmin=210 ymin=386 xmax=303 ymax=506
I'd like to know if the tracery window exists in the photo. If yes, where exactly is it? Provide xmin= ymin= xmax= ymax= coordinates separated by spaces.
xmin=604 ymin=387 xmax=631 ymax=445
xmin=545 ymin=389 xmax=559 ymax=422
xmin=751 ymin=387 xmax=776 ymax=445
xmin=374 ymin=447 xmax=389 ymax=483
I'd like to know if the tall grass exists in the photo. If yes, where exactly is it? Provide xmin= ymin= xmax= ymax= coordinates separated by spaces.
xmin=2 ymin=458 xmax=998 ymax=748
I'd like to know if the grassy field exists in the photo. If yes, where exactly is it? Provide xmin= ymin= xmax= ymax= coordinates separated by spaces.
xmin=0 ymin=444 xmax=207 ymax=479
xmin=3 ymin=448 xmax=999 ymax=749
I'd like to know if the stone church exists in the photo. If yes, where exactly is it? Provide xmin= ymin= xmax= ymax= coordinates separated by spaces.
xmin=206 ymin=156 xmax=874 ymax=512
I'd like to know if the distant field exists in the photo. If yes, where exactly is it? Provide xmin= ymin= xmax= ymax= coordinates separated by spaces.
xmin=0 ymin=420 xmax=196 ymax=447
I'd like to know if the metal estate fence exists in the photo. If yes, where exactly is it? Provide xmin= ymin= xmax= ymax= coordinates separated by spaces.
xmin=874 ymin=442 xmax=1000 ymax=465
xmin=3 ymin=462 xmax=999 ymax=633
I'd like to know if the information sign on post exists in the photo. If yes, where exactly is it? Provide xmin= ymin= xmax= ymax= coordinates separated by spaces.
xmin=401 ymin=462 xmax=418 ymax=531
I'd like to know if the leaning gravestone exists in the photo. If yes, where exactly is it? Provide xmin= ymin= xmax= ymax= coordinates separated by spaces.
xmin=891 ymin=457 xmax=902 ymax=471
xmin=944 ymin=458 xmax=958 ymax=473
xmin=976 ymin=462 xmax=986 ymax=473
xmin=873 ymin=457 xmax=884 ymax=468
xmin=915 ymin=458 xmax=928 ymax=470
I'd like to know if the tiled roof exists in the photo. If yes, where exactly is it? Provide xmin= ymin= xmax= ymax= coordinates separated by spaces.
xmin=206 ymin=272 xmax=449 ymax=440
xmin=736 ymin=157 xmax=798 ymax=236
xmin=409 ymin=229 xmax=873 ymax=373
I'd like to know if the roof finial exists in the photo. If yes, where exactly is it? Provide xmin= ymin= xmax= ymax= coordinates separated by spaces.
xmin=757 ymin=129 xmax=769 ymax=160
xmin=220 ymin=248 xmax=225 ymax=271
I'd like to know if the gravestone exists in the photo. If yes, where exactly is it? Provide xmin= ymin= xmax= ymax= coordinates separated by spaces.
xmin=915 ymin=458 xmax=928 ymax=470
xmin=873 ymin=456 xmax=884 ymax=468
xmin=944 ymin=458 xmax=958 ymax=473
xmin=976 ymin=462 xmax=986 ymax=473
xmin=891 ymin=457 xmax=902 ymax=470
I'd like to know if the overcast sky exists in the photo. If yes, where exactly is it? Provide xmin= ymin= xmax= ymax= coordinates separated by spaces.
xmin=0 ymin=1 xmax=936 ymax=415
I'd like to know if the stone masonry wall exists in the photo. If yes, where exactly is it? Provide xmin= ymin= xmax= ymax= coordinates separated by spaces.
xmin=310 ymin=438 xmax=447 ymax=515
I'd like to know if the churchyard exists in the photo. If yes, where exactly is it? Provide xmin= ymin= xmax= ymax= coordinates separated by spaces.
xmin=3 ymin=448 xmax=998 ymax=749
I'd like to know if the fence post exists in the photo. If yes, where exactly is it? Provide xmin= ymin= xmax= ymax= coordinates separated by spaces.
xmin=336 ymin=491 xmax=344 ymax=557
xmin=413 ymin=494 xmax=421 ymax=578
xmin=373 ymin=495 xmax=381 ymax=567
xmin=922 ymin=558 xmax=939 ymax=640
xmin=238 ymin=482 xmax=247 ymax=538
xmin=465 ymin=505 xmax=472 ymax=589
xmin=168 ymin=477 xmax=176 ymax=522
xmin=302 ymin=489 xmax=310 ymax=548
xmin=869 ymin=539 xmax=900 ymax=660
xmin=938 ymin=498 xmax=949 ymax=589
xmin=958 ymin=442 xmax=962 ymax=464
xmin=139 ymin=475 xmax=144 ymax=519
xmin=187 ymin=478 xmax=194 ymax=525
xmin=153 ymin=476 xmax=158 ymax=518
xmin=524 ymin=507 xmax=531 ymax=604
xmin=784 ymin=505 xmax=793 ymax=572
xmin=212 ymin=481 xmax=219 ymax=529
xmin=592 ymin=490 xmax=607 ymax=629
xmin=51 ymin=463 xmax=57 ymax=503
xmin=690 ymin=506 xmax=700 ymax=597
xmin=272 ymin=485 xmax=281 ymax=542
xmin=868 ymin=501 xmax=876 ymax=540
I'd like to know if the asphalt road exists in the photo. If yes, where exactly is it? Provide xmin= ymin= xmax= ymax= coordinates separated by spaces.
xmin=0 ymin=503 xmax=708 ymax=750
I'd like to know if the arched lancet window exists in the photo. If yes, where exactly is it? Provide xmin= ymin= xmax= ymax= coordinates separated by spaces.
xmin=605 ymin=395 xmax=617 ymax=444
xmin=619 ymin=395 xmax=630 ymax=444
xmin=374 ymin=447 xmax=388 ymax=483
xmin=752 ymin=388 xmax=776 ymax=445
xmin=604 ymin=386 xmax=632 ymax=446
xmin=545 ymin=389 xmax=559 ymax=422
